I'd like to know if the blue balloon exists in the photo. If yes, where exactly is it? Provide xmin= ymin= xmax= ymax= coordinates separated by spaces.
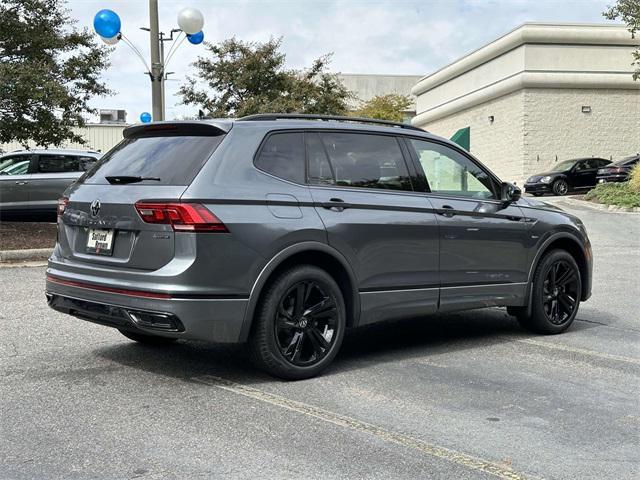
xmin=94 ymin=9 xmax=121 ymax=39
xmin=187 ymin=31 xmax=204 ymax=45
xmin=140 ymin=112 xmax=152 ymax=123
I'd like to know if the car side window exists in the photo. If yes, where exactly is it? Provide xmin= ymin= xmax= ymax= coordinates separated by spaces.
xmin=409 ymin=139 xmax=496 ymax=199
xmin=38 ymin=155 xmax=80 ymax=173
xmin=318 ymin=132 xmax=412 ymax=192
xmin=255 ymin=132 xmax=305 ymax=183
xmin=0 ymin=155 xmax=35 ymax=175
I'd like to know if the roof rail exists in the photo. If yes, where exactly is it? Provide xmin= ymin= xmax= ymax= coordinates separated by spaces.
xmin=236 ymin=113 xmax=426 ymax=133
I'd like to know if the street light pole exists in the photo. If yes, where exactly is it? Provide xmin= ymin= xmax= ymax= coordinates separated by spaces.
xmin=149 ymin=0 xmax=164 ymax=121
xmin=94 ymin=4 xmax=203 ymax=123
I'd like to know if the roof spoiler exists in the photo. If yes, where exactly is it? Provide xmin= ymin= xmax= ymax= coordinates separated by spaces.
xmin=123 ymin=121 xmax=230 ymax=139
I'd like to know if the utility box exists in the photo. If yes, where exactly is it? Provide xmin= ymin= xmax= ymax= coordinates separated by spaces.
xmin=99 ymin=109 xmax=127 ymax=124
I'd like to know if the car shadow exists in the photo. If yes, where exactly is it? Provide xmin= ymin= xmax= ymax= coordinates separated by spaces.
xmin=94 ymin=307 xmax=599 ymax=385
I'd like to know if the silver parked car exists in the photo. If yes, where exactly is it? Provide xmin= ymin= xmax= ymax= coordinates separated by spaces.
xmin=0 ymin=149 xmax=101 ymax=215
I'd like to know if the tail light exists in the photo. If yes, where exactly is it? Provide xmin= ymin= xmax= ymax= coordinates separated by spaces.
xmin=57 ymin=197 xmax=69 ymax=217
xmin=134 ymin=202 xmax=228 ymax=232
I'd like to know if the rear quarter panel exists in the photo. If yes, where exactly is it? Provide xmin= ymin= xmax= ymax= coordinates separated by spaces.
xmin=182 ymin=125 xmax=328 ymax=296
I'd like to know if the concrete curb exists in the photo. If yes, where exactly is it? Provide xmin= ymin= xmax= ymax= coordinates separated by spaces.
xmin=563 ymin=196 xmax=640 ymax=214
xmin=0 ymin=248 xmax=52 ymax=263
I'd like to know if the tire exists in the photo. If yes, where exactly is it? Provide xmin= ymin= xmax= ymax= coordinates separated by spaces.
xmin=249 ymin=265 xmax=346 ymax=380
xmin=118 ymin=329 xmax=177 ymax=345
xmin=532 ymin=193 xmax=544 ymax=197
xmin=552 ymin=179 xmax=569 ymax=196
xmin=516 ymin=249 xmax=581 ymax=334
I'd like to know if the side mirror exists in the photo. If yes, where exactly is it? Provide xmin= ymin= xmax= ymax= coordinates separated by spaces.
xmin=501 ymin=182 xmax=521 ymax=203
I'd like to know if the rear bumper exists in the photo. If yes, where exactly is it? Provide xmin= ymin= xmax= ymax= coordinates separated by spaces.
xmin=597 ymin=175 xmax=628 ymax=183
xmin=45 ymin=274 xmax=248 ymax=343
xmin=524 ymin=183 xmax=552 ymax=194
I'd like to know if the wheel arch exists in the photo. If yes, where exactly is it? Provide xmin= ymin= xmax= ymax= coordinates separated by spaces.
xmin=238 ymin=242 xmax=360 ymax=342
xmin=527 ymin=233 xmax=590 ymax=302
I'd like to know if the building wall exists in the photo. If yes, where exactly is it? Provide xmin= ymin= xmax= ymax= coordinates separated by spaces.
xmin=0 ymin=124 xmax=126 ymax=154
xmin=523 ymin=88 xmax=640 ymax=175
xmin=415 ymin=45 xmax=526 ymax=117
xmin=337 ymin=73 xmax=422 ymax=111
xmin=411 ymin=23 xmax=639 ymax=186
xmin=418 ymin=90 xmax=526 ymax=184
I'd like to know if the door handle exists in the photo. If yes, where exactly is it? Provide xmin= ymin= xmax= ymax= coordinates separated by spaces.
xmin=438 ymin=205 xmax=455 ymax=217
xmin=15 ymin=181 xmax=28 ymax=185
xmin=322 ymin=198 xmax=349 ymax=212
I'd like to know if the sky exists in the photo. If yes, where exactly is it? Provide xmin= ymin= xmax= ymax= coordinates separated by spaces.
xmin=66 ymin=0 xmax=618 ymax=122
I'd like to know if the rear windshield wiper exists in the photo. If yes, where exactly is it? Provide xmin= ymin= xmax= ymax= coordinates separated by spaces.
xmin=105 ymin=175 xmax=161 ymax=184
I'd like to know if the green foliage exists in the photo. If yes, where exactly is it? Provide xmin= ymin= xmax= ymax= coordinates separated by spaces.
xmin=585 ymin=181 xmax=640 ymax=207
xmin=180 ymin=37 xmax=353 ymax=117
xmin=629 ymin=163 xmax=640 ymax=192
xmin=604 ymin=0 xmax=640 ymax=80
xmin=353 ymin=94 xmax=412 ymax=122
xmin=0 ymin=0 xmax=111 ymax=147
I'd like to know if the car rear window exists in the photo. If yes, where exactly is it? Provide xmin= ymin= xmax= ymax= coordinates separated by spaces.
xmin=81 ymin=135 xmax=224 ymax=185
xmin=614 ymin=156 xmax=639 ymax=166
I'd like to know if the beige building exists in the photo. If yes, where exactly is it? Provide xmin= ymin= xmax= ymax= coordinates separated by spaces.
xmin=337 ymin=73 xmax=423 ymax=120
xmin=411 ymin=23 xmax=640 ymax=185
xmin=1 ymin=123 xmax=126 ymax=154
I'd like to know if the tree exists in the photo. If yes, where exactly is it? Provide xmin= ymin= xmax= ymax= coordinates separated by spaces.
xmin=180 ymin=37 xmax=352 ymax=117
xmin=0 ymin=0 xmax=110 ymax=147
xmin=604 ymin=0 xmax=640 ymax=80
xmin=353 ymin=94 xmax=413 ymax=122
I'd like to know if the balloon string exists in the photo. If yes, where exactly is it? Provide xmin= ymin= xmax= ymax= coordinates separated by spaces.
xmin=163 ymin=31 xmax=184 ymax=68
xmin=163 ymin=32 xmax=188 ymax=74
xmin=120 ymin=33 xmax=152 ymax=74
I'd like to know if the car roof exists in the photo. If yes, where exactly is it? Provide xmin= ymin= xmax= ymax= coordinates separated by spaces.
xmin=228 ymin=119 xmax=453 ymax=148
xmin=2 ymin=149 xmax=101 ymax=157
xmin=124 ymin=116 xmax=465 ymax=155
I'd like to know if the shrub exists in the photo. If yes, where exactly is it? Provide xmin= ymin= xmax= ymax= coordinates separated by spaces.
xmin=629 ymin=164 xmax=640 ymax=193
xmin=585 ymin=182 xmax=640 ymax=208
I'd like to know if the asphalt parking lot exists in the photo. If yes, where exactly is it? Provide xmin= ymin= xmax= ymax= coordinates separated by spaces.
xmin=1 ymin=198 xmax=638 ymax=480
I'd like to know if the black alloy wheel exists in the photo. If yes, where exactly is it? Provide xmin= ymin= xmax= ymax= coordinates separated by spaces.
xmin=275 ymin=281 xmax=338 ymax=366
xmin=249 ymin=265 xmax=346 ymax=380
xmin=514 ymin=249 xmax=582 ymax=334
xmin=542 ymin=259 xmax=579 ymax=325
xmin=552 ymin=179 xmax=569 ymax=196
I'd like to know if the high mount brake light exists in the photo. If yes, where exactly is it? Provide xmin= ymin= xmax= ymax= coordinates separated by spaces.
xmin=134 ymin=202 xmax=228 ymax=232
xmin=57 ymin=197 xmax=69 ymax=217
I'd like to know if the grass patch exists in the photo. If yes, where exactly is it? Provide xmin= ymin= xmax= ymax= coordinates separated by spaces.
xmin=585 ymin=182 xmax=640 ymax=208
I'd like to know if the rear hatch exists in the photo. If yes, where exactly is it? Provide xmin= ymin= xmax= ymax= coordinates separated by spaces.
xmin=56 ymin=122 xmax=228 ymax=271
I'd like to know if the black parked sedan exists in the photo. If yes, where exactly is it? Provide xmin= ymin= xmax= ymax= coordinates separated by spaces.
xmin=596 ymin=154 xmax=639 ymax=184
xmin=524 ymin=157 xmax=611 ymax=196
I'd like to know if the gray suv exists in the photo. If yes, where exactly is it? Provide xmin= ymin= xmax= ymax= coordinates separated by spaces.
xmin=0 ymin=149 xmax=101 ymax=215
xmin=46 ymin=115 xmax=593 ymax=379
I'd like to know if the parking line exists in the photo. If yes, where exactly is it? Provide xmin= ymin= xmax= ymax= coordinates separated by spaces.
xmin=517 ymin=339 xmax=640 ymax=366
xmin=193 ymin=375 xmax=540 ymax=480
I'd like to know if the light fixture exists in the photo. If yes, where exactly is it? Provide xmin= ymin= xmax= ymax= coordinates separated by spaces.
xmin=581 ymin=106 xmax=591 ymax=113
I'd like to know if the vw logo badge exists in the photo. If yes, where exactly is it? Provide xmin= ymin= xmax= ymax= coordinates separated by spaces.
xmin=90 ymin=199 xmax=101 ymax=217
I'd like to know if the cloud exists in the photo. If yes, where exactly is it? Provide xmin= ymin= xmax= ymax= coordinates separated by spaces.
xmin=67 ymin=0 xmax=613 ymax=121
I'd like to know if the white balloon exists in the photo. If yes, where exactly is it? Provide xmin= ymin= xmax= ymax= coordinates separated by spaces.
xmin=100 ymin=34 xmax=119 ymax=45
xmin=177 ymin=7 xmax=204 ymax=35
